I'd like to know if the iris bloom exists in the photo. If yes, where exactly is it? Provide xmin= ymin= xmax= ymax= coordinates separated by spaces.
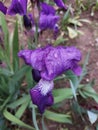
xmin=7 ymin=0 xmax=27 ymax=15
xmin=0 ymin=0 xmax=33 ymax=29
xmin=0 ymin=1 xmax=59 ymax=32
xmin=18 ymin=45 xmax=82 ymax=113
xmin=8 ymin=1 xmax=59 ymax=31
xmin=0 ymin=1 xmax=7 ymax=14
xmin=54 ymin=0 xmax=67 ymax=10
xmin=18 ymin=45 xmax=82 ymax=80
xmin=39 ymin=2 xmax=59 ymax=31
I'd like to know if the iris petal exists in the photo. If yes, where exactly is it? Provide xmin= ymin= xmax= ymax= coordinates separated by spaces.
xmin=39 ymin=2 xmax=59 ymax=31
xmin=18 ymin=45 xmax=82 ymax=80
xmin=40 ymin=2 xmax=55 ymax=15
xmin=54 ymin=0 xmax=67 ymax=10
xmin=39 ymin=14 xmax=59 ymax=30
xmin=0 ymin=2 xmax=7 ymax=14
xmin=18 ymin=49 xmax=32 ymax=65
xmin=30 ymin=79 xmax=54 ymax=114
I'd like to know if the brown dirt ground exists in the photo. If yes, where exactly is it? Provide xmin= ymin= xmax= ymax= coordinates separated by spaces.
xmin=70 ymin=11 xmax=98 ymax=91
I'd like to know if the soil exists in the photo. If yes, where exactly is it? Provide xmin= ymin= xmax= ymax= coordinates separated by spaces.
xmin=70 ymin=11 xmax=98 ymax=91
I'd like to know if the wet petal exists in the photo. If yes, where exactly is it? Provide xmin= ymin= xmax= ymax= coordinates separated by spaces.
xmin=7 ymin=0 xmax=27 ymax=15
xmin=30 ymin=79 xmax=54 ymax=114
xmin=0 ymin=1 xmax=7 ymax=14
xmin=18 ymin=45 xmax=82 ymax=80
xmin=54 ymin=0 xmax=67 ymax=10
xmin=41 ymin=46 xmax=82 ymax=80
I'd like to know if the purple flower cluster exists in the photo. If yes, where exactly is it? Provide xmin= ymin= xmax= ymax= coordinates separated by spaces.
xmin=18 ymin=45 xmax=82 ymax=113
xmin=0 ymin=0 xmax=67 ymax=32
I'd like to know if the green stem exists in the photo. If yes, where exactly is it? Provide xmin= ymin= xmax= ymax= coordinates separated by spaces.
xmin=32 ymin=105 xmax=40 ymax=130
xmin=34 ymin=23 xmax=38 ymax=47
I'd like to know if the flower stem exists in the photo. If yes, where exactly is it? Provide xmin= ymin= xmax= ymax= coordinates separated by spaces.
xmin=32 ymin=105 xmax=40 ymax=130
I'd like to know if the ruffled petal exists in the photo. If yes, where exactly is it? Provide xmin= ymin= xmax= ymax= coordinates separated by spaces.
xmin=30 ymin=79 xmax=54 ymax=114
xmin=0 ymin=2 xmax=7 ymax=14
xmin=18 ymin=45 xmax=82 ymax=80
xmin=30 ymin=46 xmax=53 ymax=70
xmin=41 ymin=46 xmax=82 ymax=80
xmin=18 ymin=50 xmax=32 ymax=65
xmin=7 ymin=0 xmax=27 ymax=15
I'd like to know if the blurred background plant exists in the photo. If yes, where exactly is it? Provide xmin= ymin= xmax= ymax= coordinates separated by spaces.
xmin=0 ymin=0 xmax=98 ymax=130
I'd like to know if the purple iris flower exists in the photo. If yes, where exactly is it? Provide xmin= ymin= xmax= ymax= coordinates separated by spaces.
xmin=54 ymin=0 xmax=67 ymax=10
xmin=7 ymin=0 xmax=27 ymax=15
xmin=39 ymin=2 xmax=59 ymax=31
xmin=18 ymin=45 xmax=82 ymax=81
xmin=30 ymin=79 xmax=54 ymax=114
xmin=18 ymin=45 xmax=82 ymax=113
xmin=0 ymin=1 xmax=7 ymax=14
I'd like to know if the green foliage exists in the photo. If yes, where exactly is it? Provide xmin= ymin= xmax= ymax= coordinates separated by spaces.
xmin=3 ymin=109 xmax=35 ymax=130
xmin=0 ymin=11 xmax=34 ymax=129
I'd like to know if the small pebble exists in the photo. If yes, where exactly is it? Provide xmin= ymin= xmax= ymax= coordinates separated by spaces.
xmin=86 ymin=78 xmax=90 ymax=82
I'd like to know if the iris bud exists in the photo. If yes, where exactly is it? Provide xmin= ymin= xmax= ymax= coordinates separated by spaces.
xmin=23 ymin=15 xmax=32 ymax=30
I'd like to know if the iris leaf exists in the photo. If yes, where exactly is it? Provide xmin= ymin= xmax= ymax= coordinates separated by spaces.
xmin=53 ymin=88 xmax=73 ymax=103
xmin=44 ymin=110 xmax=72 ymax=123
xmin=12 ymin=20 xmax=19 ymax=71
xmin=0 ymin=12 xmax=9 ymax=53
xmin=3 ymin=109 xmax=35 ymax=130
xmin=7 ymin=95 xmax=30 ymax=109
xmin=15 ymin=97 xmax=30 ymax=119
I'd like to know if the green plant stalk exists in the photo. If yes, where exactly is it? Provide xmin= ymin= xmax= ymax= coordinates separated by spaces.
xmin=32 ymin=105 xmax=40 ymax=130
xmin=76 ymin=0 xmax=79 ymax=7
xmin=41 ymin=115 xmax=48 ymax=130
xmin=96 ymin=0 xmax=98 ymax=8
xmin=34 ymin=23 xmax=38 ymax=47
